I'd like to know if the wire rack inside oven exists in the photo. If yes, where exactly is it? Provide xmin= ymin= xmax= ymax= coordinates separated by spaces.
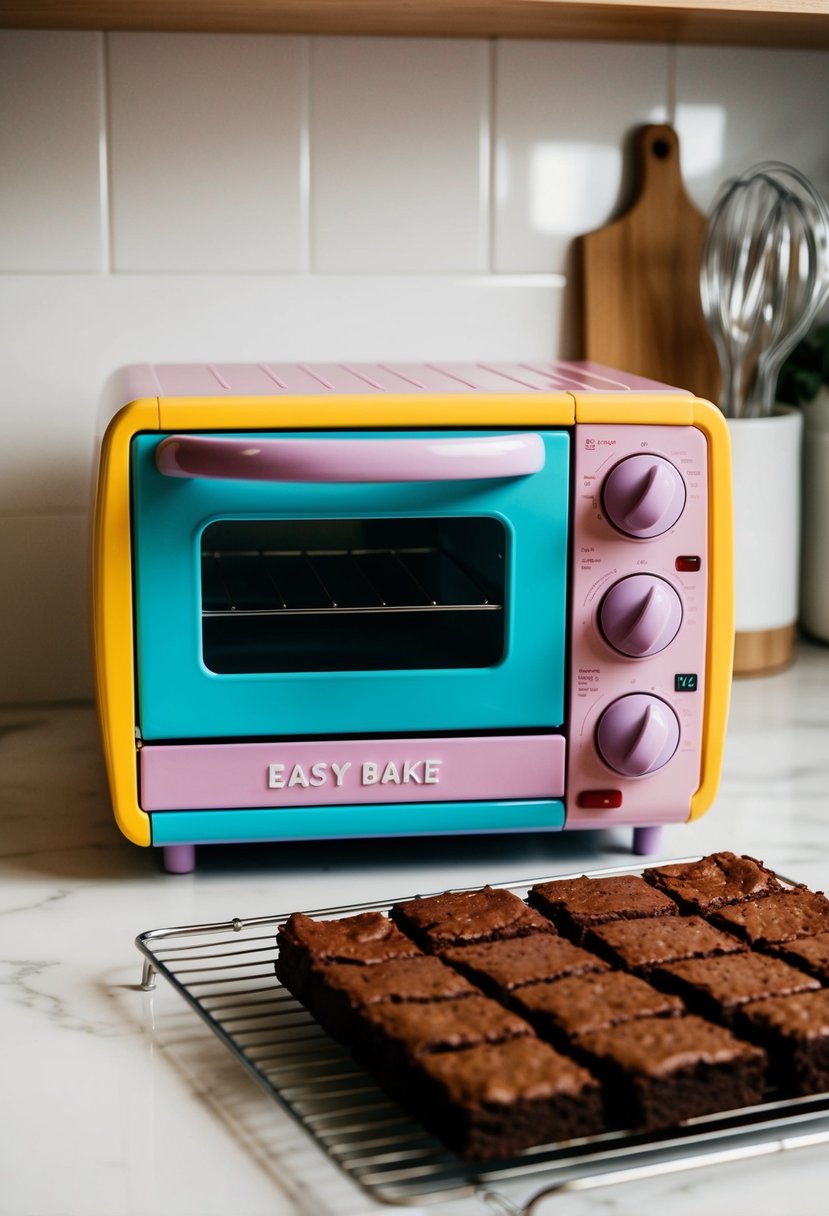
xmin=135 ymin=867 xmax=829 ymax=1211
xmin=201 ymin=547 xmax=502 ymax=616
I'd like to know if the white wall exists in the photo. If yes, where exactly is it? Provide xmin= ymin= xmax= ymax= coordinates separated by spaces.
xmin=2 ymin=30 xmax=828 ymax=701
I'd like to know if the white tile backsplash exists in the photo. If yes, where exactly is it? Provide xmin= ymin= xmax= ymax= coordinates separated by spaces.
xmin=0 ymin=513 xmax=91 ymax=701
xmin=493 ymin=41 xmax=670 ymax=273
xmin=108 ymin=33 xmax=306 ymax=272
xmin=0 ymin=31 xmax=103 ymax=272
xmin=2 ymin=30 xmax=828 ymax=700
xmin=675 ymin=46 xmax=829 ymax=211
xmin=310 ymin=38 xmax=489 ymax=273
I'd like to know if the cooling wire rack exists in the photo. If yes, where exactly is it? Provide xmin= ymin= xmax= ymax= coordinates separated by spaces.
xmin=135 ymin=863 xmax=829 ymax=1211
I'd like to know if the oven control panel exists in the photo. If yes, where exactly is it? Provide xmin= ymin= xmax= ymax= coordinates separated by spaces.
xmin=566 ymin=424 xmax=709 ymax=829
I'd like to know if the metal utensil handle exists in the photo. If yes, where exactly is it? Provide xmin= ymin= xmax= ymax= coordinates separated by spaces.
xmin=155 ymin=433 xmax=546 ymax=483
xmin=749 ymin=180 xmax=827 ymax=416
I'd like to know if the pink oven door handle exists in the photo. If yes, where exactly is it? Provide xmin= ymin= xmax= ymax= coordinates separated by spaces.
xmin=154 ymin=433 xmax=546 ymax=483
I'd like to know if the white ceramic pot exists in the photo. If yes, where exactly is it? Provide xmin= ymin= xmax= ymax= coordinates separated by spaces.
xmin=800 ymin=391 xmax=829 ymax=642
xmin=729 ymin=407 xmax=803 ymax=674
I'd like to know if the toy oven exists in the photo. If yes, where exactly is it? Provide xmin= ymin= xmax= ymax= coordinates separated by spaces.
xmin=92 ymin=361 xmax=732 ymax=872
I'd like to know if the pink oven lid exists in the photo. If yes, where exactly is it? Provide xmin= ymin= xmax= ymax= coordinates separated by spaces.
xmin=104 ymin=360 xmax=689 ymax=413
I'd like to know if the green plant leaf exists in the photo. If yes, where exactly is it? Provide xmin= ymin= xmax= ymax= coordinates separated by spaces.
xmin=777 ymin=323 xmax=829 ymax=405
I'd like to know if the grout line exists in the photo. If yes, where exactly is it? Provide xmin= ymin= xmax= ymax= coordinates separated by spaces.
xmin=97 ymin=32 xmax=113 ymax=276
xmin=299 ymin=36 xmax=312 ymax=276
xmin=0 ymin=270 xmax=566 ymax=283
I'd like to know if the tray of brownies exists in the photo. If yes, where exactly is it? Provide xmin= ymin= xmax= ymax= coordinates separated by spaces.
xmin=136 ymin=854 xmax=829 ymax=1207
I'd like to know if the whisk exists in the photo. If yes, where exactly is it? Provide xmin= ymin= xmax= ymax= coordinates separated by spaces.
xmin=700 ymin=162 xmax=829 ymax=418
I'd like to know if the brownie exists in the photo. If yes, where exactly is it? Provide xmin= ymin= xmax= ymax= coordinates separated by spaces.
xmin=643 ymin=852 xmax=783 ymax=913
xmin=441 ymin=934 xmax=608 ymax=999
xmin=390 ymin=885 xmax=553 ymax=952
xmin=413 ymin=1036 xmax=604 ymax=1159
xmin=770 ymin=931 xmax=829 ymax=983
xmin=651 ymin=952 xmax=821 ymax=1025
xmin=272 ymin=855 xmax=822 ymax=1158
xmin=739 ymin=989 xmax=829 ymax=1096
xmin=352 ymin=995 xmax=532 ymax=1095
xmin=308 ymin=955 xmax=479 ymax=1042
xmin=528 ymin=874 xmax=677 ymax=942
xmin=511 ymin=970 xmax=683 ymax=1044
xmin=275 ymin=910 xmax=421 ymax=1002
xmin=586 ymin=914 xmax=747 ymax=975
xmin=577 ymin=1014 xmax=767 ymax=1130
xmin=709 ymin=889 xmax=829 ymax=948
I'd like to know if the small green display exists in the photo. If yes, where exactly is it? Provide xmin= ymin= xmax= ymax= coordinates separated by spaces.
xmin=675 ymin=673 xmax=698 ymax=692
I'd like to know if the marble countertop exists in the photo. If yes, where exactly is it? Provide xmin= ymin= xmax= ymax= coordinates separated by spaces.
xmin=3 ymin=642 xmax=829 ymax=1216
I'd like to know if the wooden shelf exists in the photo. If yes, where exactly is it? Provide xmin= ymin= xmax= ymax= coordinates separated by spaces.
xmin=2 ymin=1 xmax=829 ymax=49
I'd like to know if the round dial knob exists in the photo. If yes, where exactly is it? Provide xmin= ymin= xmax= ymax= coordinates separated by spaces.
xmin=596 ymin=694 xmax=680 ymax=777
xmin=602 ymin=455 xmax=686 ymax=538
xmin=599 ymin=575 xmax=683 ymax=658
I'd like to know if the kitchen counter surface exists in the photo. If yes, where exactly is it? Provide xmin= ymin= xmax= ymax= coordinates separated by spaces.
xmin=3 ymin=641 xmax=829 ymax=1216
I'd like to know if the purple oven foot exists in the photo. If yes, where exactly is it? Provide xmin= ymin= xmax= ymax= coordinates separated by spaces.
xmin=632 ymin=826 xmax=662 ymax=856
xmin=162 ymin=844 xmax=196 ymax=874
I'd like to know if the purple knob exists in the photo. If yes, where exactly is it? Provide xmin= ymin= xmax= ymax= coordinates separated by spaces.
xmin=596 ymin=695 xmax=680 ymax=777
xmin=600 ymin=575 xmax=683 ymax=658
xmin=602 ymin=455 xmax=686 ymax=538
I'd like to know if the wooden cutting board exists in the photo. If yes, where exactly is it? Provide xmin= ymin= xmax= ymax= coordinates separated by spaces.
xmin=578 ymin=124 xmax=720 ymax=402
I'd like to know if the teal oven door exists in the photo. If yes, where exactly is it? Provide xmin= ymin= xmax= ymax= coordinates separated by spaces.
xmin=130 ymin=429 xmax=570 ymax=742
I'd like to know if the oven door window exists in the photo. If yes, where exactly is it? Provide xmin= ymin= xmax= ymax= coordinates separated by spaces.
xmin=201 ymin=517 xmax=506 ymax=673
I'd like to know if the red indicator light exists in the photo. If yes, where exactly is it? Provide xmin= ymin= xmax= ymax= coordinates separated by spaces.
xmin=675 ymin=555 xmax=701 ymax=572
xmin=578 ymin=789 xmax=623 ymax=810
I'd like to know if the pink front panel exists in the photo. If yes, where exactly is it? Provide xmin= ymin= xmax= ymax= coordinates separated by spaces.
xmin=140 ymin=734 xmax=565 ymax=811
xmin=566 ymin=424 xmax=709 ymax=828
